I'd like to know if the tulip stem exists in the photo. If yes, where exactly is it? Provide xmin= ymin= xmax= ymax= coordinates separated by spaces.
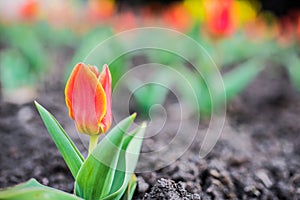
xmin=88 ymin=135 xmax=99 ymax=155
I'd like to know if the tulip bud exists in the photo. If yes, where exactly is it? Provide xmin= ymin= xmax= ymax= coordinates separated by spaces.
xmin=65 ymin=63 xmax=112 ymax=135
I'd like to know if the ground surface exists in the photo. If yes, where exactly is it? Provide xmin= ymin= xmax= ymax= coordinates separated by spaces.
xmin=0 ymin=66 xmax=299 ymax=200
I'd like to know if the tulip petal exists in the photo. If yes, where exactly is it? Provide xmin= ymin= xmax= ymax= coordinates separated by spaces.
xmin=65 ymin=63 xmax=82 ymax=119
xmin=72 ymin=64 xmax=107 ymax=135
xmin=98 ymin=64 xmax=112 ymax=133
xmin=88 ymin=65 xmax=100 ymax=77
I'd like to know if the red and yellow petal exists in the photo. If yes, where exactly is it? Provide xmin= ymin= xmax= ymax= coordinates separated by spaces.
xmin=94 ymin=80 xmax=107 ymax=133
xmin=68 ymin=63 xmax=107 ymax=135
xmin=65 ymin=63 xmax=111 ymax=135
xmin=88 ymin=65 xmax=100 ymax=77
xmin=98 ymin=64 xmax=112 ymax=133
xmin=65 ymin=63 xmax=83 ymax=119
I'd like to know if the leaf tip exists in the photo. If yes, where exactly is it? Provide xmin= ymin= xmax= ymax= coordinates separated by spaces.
xmin=130 ymin=112 xmax=137 ymax=121
xmin=34 ymin=100 xmax=41 ymax=110
xmin=141 ymin=121 xmax=147 ymax=128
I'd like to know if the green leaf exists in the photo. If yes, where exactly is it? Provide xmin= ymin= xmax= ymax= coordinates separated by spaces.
xmin=285 ymin=53 xmax=300 ymax=92
xmin=34 ymin=101 xmax=84 ymax=179
xmin=218 ymin=32 xmax=277 ymax=67
xmin=0 ymin=49 xmax=32 ymax=89
xmin=74 ymin=114 xmax=137 ymax=200
xmin=121 ymin=175 xmax=137 ymax=200
xmin=173 ymin=66 xmax=211 ymax=115
xmin=103 ymin=124 xmax=146 ymax=200
xmin=223 ymin=58 xmax=263 ymax=101
xmin=0 ymin=178 xmax=82 ymax=200
xmin=129 ymin=71 xmax=171 ymax=117
xmin=2 ymin=25 xmax=47 ymax=74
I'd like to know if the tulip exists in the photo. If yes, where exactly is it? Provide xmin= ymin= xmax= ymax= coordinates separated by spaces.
xmin=65 ymin=63 xmax=112 ymax=136
xmin=204 ymin=0 xmax=235 ymax=37
xmin=19 ymin=0 xmax=39 ymax=21
xmin=163 ymin=3 xmax=192 ymax=32
xmin=87 ymin=0 xmax=115 ymax=24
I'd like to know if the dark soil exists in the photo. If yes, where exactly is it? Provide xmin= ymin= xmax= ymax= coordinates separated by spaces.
xmin=143 ymin=178 xmax=200 ymax=200
xmin=1 ymin=66 xmax=300 ymax=200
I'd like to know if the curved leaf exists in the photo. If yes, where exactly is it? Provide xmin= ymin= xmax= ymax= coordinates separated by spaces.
xmin=0 ymin=178 xmax=82 ymax=200
xmin=35 ymin=101 xmax=84 ymax=179
xmin=74 ymin=114 xmax=137 ymax=200
xmin=121 ymin=175 xmax=137 ymax=200
xmin=286 ymin=53 xmax=300 ymax=92
xmin=103 ymin=123 xmax=146 ymax=200
xmin=223 ymin=58 xmax=263 ymax=101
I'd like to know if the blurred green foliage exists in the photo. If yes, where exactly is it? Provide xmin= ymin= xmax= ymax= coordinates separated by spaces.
xmin=273 ymin=45 xmax=300 ymax=92
xmin=0 ymin=20 xmax=299 ymax=116
xmin=0 ymin=24 xmax=46 ymax=89
xmin=116 ymin=27 xmax=299 ymax=117
xmin=0 ymin=22 xmax=78 ymax=91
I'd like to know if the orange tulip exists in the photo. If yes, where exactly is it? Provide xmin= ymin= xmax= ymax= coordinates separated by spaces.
xmin=65 ymin=63 xmax=112 ymax=135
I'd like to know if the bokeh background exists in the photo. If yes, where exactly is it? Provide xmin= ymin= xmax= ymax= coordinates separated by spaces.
xmin=0 ymin=0 xmax=299 ymax=114
xmin=1 ymin=1 xmax=300 ymax=199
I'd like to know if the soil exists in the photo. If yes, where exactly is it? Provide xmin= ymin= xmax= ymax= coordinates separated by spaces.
xmin=0 ymin=65 xmax=300 ymax=200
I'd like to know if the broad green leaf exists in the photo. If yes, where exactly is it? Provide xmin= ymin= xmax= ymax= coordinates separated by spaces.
xmin=0 ymin=49 xmax=31 ymax=89
xmin=223 ymin=58 xmax=263 ymax=101
xmin=2 ymin=25 xmax=47 ymax=74
xmin=33 ymin=22 xmax=78 ymax=48
xmin=34 ymin=101 xmax=84 ymax=179
xmin=122 ymin=175 xmax=137 ymax=200
xmin=103 ymin=124 xmax=146 ymax=200
xmin=218 ymin=33 xmax=278 ymax=67
xmin=0 ymin=178 xmax=82 ymax=200
xmin=173 ymin=66 xmax=211 ymax=115
xmin=129 ymin=70 xmax=172 ymax=117
xmin=75 ymin=114 xmax=137 ymax=200
xmin=285 ymin=53 xmax=300 ymax=92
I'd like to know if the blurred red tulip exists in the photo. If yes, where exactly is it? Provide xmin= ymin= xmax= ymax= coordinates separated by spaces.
xmin=65 ymin=63 xmax=112 ymax=135
xmin=87 ymin=0 xmax=115 ymax=24
xmin=297 ymin=16 xmax=300 ymax=44
xmin=204 ymin=0 xmax=235 ymax=37
xmin=272 ymin=11 xmax=300 ymax=47
xmin=163 ymin=3 xmax=192 ymax=32
xmin=19 ymin=0 xmax=38 ymax=21
xmin=113 ymin=11 xmax=137 ymax=32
